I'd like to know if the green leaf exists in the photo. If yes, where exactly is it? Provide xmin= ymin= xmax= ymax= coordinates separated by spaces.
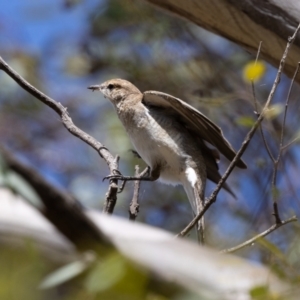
xmin=85 ymin=253 xmax=126 ymax=293
xmin=4 ymin=170 xmax=44 ymax=209
xmin=40 ymin=253 xmax=95 ymax=289
xmin=258 ymin=238 xmax=287 ymax=264
xmin=236 ymin=116 xmax=256 ymax=128
xmin=250 ymin=285 xmax=269 ymax=299
xmin=287 ymin=235 xmax=300 ymax=269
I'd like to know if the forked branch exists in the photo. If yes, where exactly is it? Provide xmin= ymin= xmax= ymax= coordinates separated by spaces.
xmin=0 ymin=56 xmax=119 ymax=214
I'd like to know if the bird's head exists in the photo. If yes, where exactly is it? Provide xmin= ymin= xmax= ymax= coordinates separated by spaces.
xmin=88 ymin=78 xmax=141 ymax=105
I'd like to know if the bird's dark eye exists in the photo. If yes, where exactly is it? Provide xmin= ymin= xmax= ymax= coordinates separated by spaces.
xmin=107 ymin=84 xmax=114 ymax=90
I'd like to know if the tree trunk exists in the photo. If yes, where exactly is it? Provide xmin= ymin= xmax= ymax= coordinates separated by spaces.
xmin=146 ymin=0 xmax=300 ymax=82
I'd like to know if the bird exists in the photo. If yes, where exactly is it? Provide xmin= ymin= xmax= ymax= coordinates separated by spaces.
xmin=88 ymin=79 xmax=247 ymax=243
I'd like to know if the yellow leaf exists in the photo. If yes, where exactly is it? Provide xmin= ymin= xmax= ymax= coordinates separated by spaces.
xmin=243 ymin=60 xmax=266 ymax=82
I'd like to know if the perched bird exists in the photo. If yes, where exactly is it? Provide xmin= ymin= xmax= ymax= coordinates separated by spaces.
xmin=88 ymin=79 xmax=246 ymax=243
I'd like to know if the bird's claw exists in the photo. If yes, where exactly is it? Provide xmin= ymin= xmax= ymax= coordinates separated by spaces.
xmin=103 ymin=172 xmax=128 ymax=193
xmin=118 ymin=180 xmax=127 ymax=193
xmin=102 ymin=174 xmax=125 ymax=182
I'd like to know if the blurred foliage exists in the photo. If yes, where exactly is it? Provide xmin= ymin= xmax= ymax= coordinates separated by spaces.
xmin=1 ymin=0 xmax=300 ymax=298
xmin=0 ymin=240 xmax=190 ymax=300
xmin=0 ymin=154 xmax=44 ymax=209
xmin=0 ymin=242 xmax=55 ymax=300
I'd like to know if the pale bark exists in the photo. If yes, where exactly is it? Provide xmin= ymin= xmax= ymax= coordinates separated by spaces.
xmin=146 ymin=0 xmax=300 ymax=82
xmin=0 ymin=188 xmax=292 ymax=300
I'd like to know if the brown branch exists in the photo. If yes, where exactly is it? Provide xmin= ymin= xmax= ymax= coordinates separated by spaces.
xmin=129 ymin=165 xmax=141 ymax=221
xmin=0 ymin=56 xmax=119 ymax=214
xmin=103 ymin=155 xmax=120 ymax=214
xmin=177 ymin=23 xmax=300 ymax=238
xmin=220 ymin=216 xmax=297 ymax=254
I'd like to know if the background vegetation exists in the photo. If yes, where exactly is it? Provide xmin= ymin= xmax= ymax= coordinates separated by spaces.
xmin=1 ymin=0 xmax=300 ymax=299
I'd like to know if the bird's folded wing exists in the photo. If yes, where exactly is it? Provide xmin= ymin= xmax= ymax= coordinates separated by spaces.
xmin=143 ymin=91 xmax=247 ymax=169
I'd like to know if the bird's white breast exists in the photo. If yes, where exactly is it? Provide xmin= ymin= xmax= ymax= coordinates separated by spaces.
xmin=121 ymin=106 xmax=188 ymax=184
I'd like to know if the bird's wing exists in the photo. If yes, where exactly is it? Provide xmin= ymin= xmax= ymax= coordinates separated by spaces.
xmin=143 ymin=91 xmax=247 ymax=169
xmin=200 ymin=141 xmax=236 ymax=197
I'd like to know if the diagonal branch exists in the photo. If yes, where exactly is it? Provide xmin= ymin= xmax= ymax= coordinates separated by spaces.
xmin=279 ymin=63 xmax=300 ymax=152
xmin=177 ymin=23 xmax=300 ymax=238
xmin=0 ymin=56 xmax=119 ymax=214
xmin=220 ymin=216 xmax=297 ymax=254
xmin=270 ymin=62 xmax=300 ymax=224
xmin=252 ymin=81 xmax=276 ymax=163
xmin=251 ymin=41 xmax=275 ymax=162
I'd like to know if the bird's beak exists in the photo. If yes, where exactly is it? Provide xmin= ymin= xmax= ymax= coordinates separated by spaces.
xmin=87 ymin=85 xmax=101 ymax=91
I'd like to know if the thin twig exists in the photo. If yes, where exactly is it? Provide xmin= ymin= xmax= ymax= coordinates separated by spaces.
xmin=282 ymin=135 xmax=300 ymax=150
xmin=279 ymin=62 xmax=300 ymax=151
xmin=252 ymin=83 xmax=275 ymax=160
xmin=252 ymin=80 xmax=276 ymax=162
xmin=177 ymin=23 xmax=300 ymax=238
xmin=270 ymin=62 xmax=300 ymax=224
xmin=0 ymin=56 xmax=119 ymax=214
xmin=251 ymin=41 xmax=275 ymax=162
xmin=129 ymin=165 xmax=141 ymax=221
xmin=220 ymin=216 xmax=297 ymax=254
xmin=254 ymin=41 xmax=262 ymax=64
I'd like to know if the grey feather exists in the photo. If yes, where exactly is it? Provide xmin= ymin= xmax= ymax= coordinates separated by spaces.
xmin=143 ymin=91 xmax=247 ymax=169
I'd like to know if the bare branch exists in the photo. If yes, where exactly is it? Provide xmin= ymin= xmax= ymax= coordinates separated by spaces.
xmin=0 ymin=56 xmax=119 ymax=214
xmin=282 ymin=135 xmax=300 ymax=151
xmin=254 ymin=41 xmax=262 ymax=64
xmin=280 ymin=62 xmax=300 ymax=151
xmin=220 ymin=216 xmax=297 ymax=254
xmin=129 ymin=165 xmax=141 ymax=221
xmin=251 ymin=41 xmax=276 ymax=162
xmin=103 ymin=155 xmax=120 ymax=214
xmin=256 ymin=109 xmax=275 ymax=162
xmin=177 ymin=23 xmax=300 ymax=238
xmin=271 ymin=62 xmax=300 ymax=224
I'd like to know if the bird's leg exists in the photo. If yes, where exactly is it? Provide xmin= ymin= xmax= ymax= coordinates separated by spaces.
xmin=116 ymin=166 xmax=151 ymax=193
xmin=104 ymin=165 xmax=160 ymax=186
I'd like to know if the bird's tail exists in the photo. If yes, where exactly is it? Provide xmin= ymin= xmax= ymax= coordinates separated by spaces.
xmin=193 ymin=187 xmax=205 ymax=244
xmin=195 ymin=198 xmax=205 ymax=244
xmin=182 ymin=170 xmax=206 ymax=244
